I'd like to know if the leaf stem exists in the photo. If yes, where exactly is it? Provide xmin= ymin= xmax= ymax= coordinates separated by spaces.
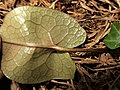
xmin=51 ymin=46 xmax=107 ymax=52
xmin=2 ymin=40 xmax=107 ymax=52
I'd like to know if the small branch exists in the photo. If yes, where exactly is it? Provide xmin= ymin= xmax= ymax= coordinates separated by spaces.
xmin=86 ymin=65 xmax=120 ymax=71
xmin=49 ymin=0 xmax=58 ymax=9
xmin=13 ymin=0 xmax=20 ymax=8
xmin=51 ymin=80 xmax=72 ymax=86
xmin=70 ymin=79 xmax=75 ymax=90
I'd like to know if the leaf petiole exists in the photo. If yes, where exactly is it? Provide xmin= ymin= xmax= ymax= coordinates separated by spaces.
xmin=2 ymin=40 xmax=107 ymax=52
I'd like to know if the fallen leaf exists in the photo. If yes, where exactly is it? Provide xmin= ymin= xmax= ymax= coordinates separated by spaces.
xmin=0 ymin=6 xmax=86 ymax=84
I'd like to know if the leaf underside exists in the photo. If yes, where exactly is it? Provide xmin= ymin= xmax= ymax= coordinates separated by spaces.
xmin=0 ymin=6 xmax=86 ymax=84
xmin=103 ymin=23 xmax=120 ymax=49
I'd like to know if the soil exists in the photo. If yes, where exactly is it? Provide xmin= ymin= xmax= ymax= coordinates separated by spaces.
xmin=0 ymin=0 xmax=120 ymax=90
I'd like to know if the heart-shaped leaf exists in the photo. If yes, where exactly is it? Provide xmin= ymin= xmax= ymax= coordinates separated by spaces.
xmin=0 ymin=6 xmax=86 ymax=84
xmin=103 ymin=23 xmax=120 ymax=49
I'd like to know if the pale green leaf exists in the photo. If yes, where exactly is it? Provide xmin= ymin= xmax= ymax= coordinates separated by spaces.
xmin=0 ymin=6 xmax=86 ymax=84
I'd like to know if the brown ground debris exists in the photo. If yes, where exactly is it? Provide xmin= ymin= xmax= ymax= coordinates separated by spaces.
xmin=0 ymin=0 xmax=120 ymax=90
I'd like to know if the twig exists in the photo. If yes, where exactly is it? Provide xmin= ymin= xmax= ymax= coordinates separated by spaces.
xmin=70 ymin=79 xmax=75 ymax=90
xmin=11 ymin=81 xmax=19 ymax=90
xmin=51 ymin=80 xmax=72 ymax=87
xmin=85 ymin=21 xmax=110 ymax=47
xmin=72 ymin=57 xmax=100 ymax=64
xmin=80 ymin=1 xmax=96 ymax=13
xmin=88 ymin=65 xmax=120 ymax=71
xmin=79 ymin=18 xmax=120 ymax=22
xmin=49 ymin=0 xmax=58 ymax=9
xmin=13 ymin=0 xmax=20 ymax=8
xmin=40 ymin=0 xmax=51 ymax=7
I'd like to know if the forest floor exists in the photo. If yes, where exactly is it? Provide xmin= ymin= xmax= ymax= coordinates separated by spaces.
xmin=0 ymin=0 xmax=120 ymax=90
